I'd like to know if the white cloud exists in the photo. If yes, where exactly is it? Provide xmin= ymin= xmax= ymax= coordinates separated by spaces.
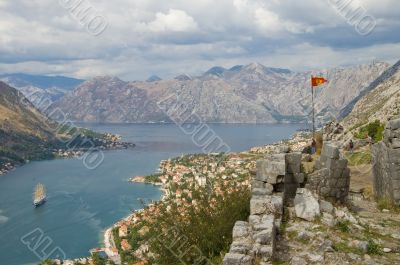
xmin=0 ymin=0 xmax=398 ymax=79
xmin=144 ymin=9 xmax=198 ymax=32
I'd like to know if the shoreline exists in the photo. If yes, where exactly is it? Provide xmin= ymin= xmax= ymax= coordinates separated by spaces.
xmin=99 ymin=130 xmax=311 ymax=263
xmin=0 ymin=142 xmax=136 ymax=177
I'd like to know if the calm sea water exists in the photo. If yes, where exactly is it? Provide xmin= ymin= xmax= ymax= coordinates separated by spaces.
xmin=0 ymin=123 xmax=303 ymax=265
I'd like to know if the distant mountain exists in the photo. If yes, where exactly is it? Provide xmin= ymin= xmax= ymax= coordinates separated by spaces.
xmin=204 ymin=66 xmax=227 ymax=77
xmin=174 ymin=74 xmax=192 ymax=81
xmin=0 ymin=81 xmax=121 ymax=170
xmin=51 ymin=61 xmax=389 ymax=124
xmin=0 ymin=73 xmax=84 ymax=110
xmin=342 ymin=59 xmax=400 ymax=128
xmin=146 ymin=75 xmax=162 ymax=82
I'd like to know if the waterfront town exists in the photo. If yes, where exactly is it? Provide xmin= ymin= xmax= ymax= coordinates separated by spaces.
xmin=52 ymin=121 xmax=400 ymax=265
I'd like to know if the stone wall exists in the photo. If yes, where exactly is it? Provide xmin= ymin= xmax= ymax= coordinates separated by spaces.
xmin=306 ymin=143 xmax=350 ymax=204
xmin=223 ymin=149 xmax=303 ymax=265
xmin=223 ymin=143 xmax=351 ymax=264
xmin=372 ymin=118 xmax=400 ymax=205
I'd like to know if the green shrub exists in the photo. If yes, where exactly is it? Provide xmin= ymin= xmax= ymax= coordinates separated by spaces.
xmin=367 ymin=238 xmax=382 ymax=255
xmin=144 ymin=184 xmax=251 ymax=264
xmin=377 ymin=198 xmax=400 ymax=213
xmin=336 ymin=220 xmax=351 ymax=233
xmin=354 ymin=120 xmax=384 ymax=142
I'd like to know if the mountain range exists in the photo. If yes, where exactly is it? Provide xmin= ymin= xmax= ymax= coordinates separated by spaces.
xmin=50 ymin=61 xmax=389 ymax=124
xmin=0 ymin=73 xmax=84 ymax=110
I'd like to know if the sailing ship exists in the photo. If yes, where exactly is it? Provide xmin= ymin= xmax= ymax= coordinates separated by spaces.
xmin=33 ymin=183 xmax=46 ymax=207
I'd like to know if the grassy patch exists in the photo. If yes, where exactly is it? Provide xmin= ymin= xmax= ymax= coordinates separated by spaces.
xmin=377 ymin=198 xmax=400 ymax=213
xmin=272 ymin=258 xmax=288 ymax=265
xmin=346 ymin=151 xmax=372 ymax=166
xmin=366 ymin=238 xmax=383 ymax=255
xmin=333 ymin=241 xmax=364 ymax=255
xmin=336 ymin=220 xmax=351 ymax=233
xmin=286 ymin=230 xmax=298 ymax=240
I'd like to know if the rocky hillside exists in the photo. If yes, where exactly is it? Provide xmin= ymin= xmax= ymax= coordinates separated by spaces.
xmin=0 ymin=81 xmax=126 ymax=173
xmin=51 ymin=62 xmax=389 ymax=123
xmin=0 ymin=73 xmax=84 ymax=110
xmin=0 ymin=81 xmax=64 ymax=167
xmin=342 ymin=60 xmax=400 ymax=129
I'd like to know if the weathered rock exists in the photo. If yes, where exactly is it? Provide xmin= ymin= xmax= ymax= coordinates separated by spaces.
xmin=233 ymin=221 xmax=250 ymax=239
xmin=285 ymin=153 xmax=302 ymax=174
xmin=230 ymin=241 xmax=253 ymax=254
xmin=294 ymin=188 xmax=320 ymax=221
xmin=250 ymin=195 xmax=283 ymax=215
xmin=321 ymin=212 xmax=336 ymax=227
xmin=319 ymin=200 xmax=334 ymax=214
xmin=306 ymin=143 xmax=350 ymax=204
xmin=372 ymin=119 xmax=400 ymax=205
xmin=289 ymin=256 xmax=307 ymax=265
xmin=223 ymin=253 xmax=253 ymax=265
xmin=253 ymin=188 xmax=273 ymax=196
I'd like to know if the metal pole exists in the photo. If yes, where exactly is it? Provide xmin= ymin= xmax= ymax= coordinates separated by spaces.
xmin=311 ymin=76 xmax=315 ymax=139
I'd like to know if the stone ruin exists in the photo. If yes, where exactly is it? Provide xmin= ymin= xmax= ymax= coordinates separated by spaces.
xmin=372 ymin=118 xmax=400 ymax=205
xmin=306 ymin=143 xmax=351 ymax=204
xmin=223 ymin=143 xmax=351 ymax=265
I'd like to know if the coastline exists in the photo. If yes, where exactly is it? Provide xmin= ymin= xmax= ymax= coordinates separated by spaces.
xmin=98 ymin=130 xmax=311 ymax=263
xmin=0 ymin=141 xmax=136 ymax=177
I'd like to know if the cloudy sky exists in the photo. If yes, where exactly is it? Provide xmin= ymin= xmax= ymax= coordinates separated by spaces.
xmin=0 ymin=0 xmax=399 ymax=80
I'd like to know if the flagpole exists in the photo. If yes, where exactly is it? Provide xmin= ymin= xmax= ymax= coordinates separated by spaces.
xmin=311 ymin=75 xmax=315 ymax=139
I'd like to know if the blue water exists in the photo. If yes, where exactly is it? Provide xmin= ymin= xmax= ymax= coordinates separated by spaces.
xmin=0 ymin=123 xmax=303 ymax=265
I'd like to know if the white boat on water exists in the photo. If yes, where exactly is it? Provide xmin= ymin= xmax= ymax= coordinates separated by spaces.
xmin=33 ymin=183 xmax=46 ymax=207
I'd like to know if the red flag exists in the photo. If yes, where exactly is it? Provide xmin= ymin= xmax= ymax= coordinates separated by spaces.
xmin=311 ymin=76 xmax=328 ymax=87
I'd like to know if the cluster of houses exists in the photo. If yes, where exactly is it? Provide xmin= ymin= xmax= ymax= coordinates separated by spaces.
xmin=0 ymin=162 xmax=14 ymax=175
xmin=110 ymin=152 xmax=259 ymax=263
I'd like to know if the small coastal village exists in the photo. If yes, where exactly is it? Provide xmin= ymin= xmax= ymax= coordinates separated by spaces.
xmin=48 ymin=117 xmax=400 ymax=265
xmin=0 ymin=132 xmax=134 ymax=176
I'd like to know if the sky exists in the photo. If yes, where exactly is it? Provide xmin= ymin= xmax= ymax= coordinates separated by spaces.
xmin=0 ymin=0 xmax=399 ymax=80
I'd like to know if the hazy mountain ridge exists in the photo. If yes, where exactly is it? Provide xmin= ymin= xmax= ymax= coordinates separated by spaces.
xmin=52 ymin=61 xmax=390 ymax=123
xmin=0 ymin=73 xmax=85 ymax=110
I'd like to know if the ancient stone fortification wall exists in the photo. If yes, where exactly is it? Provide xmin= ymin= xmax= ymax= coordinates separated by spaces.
xmin=223 ymin=143 xmax=351 ymax=265
xmin=223 ymin=149 xmax=303 ymax=265
xmin=372 ymin=118 xmax=400 ymax=205
xmin=306 ymin=143 xmax=350 ymax=204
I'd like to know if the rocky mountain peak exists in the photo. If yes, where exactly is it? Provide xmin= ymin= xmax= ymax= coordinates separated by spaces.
xmin=146 ymin=75 xmax=162 ymax=82
xmin=203 ymin=66 xmax=227 ymax=77
xmin=174 ymin=74 xmax=192 ymax=81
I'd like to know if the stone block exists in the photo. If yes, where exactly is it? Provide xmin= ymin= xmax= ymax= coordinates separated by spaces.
xmin=253 ymin=215 xmax=274 ymax=231
xmin=285 ymin=153 xmax=302 ymax=174
xmin=223 ymin=253 xmax=252 ymax=265
xmin=251 ymin=180 xmax=265 ymax=189
xmin=321 ymin=143 xmax=340 ymax=159
xmin=294 ymin=188 xmax=320 ymax=221
xmin=391 ymin=138 xmax=400 ymax=149
xmin=388 ymin=118 xmax=400 ymax=130
xmin=248 ymin=215 xmax=260 ymax=226
xmin=271 ymin=145 xmax=289 ymax=154
xmin=253 ymin=229 xmax=274 ymax=245
xmin=230 ymin=241 xmax=253 ymax=254
xmin=252 ymin=188 xmax=273 ymax=196
xmin=232 ymin=221 xmax=250 ymax=239
xmin=295 ymin=173 xmax=305 ymax=184
xmin=319 ymin=200 xmax=334 ymax=214
xmin=249 ymin=195 xmax=283 ymax=215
